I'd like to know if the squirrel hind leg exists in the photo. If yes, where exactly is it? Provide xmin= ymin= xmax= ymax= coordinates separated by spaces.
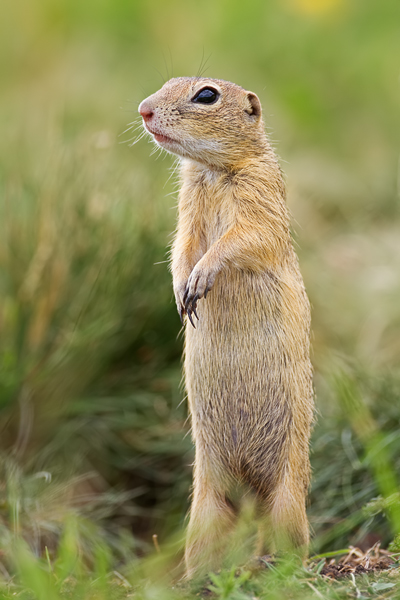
xmin=184 ymin=479 xmax=236 ymax=580
xmin=256 ymin=479 xmax=309 ymax=558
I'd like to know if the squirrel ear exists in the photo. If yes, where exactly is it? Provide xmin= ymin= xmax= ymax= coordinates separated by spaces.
xmin=245 ymin=92 xmax=262 ymax=117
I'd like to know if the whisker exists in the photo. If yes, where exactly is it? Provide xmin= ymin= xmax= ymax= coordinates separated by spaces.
xmin=163 ymin=158 xmax=181 ymax=189
xmin=127 ymin=131 xmax=147 ymax=147
xmin=197 ymin=50 xmax=212 ymax=78
xmin=197 ymin=48 xmax=205 ymax=78
xmin=154 ymin=67 xmax=166 ymax=85
xmin=119 ymin=122 xmax=143 ymax=137
xmin=162 ymin=51 xmax=170 ymax=81
xmin=168 ymin=46 xmax=174 ymax=79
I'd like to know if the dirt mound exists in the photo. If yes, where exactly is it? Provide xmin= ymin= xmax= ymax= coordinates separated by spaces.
xmin=319 ymin=544 xmax=399 ymax=579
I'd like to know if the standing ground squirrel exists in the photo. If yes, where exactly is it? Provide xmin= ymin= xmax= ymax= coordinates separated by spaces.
xmin=139 ymin=77 xmax=313 ymax=578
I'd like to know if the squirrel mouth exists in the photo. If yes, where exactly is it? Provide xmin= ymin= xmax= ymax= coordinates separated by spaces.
xmin=145 ymin=125 xmax=177 ymax=145
xmin=154 ymin=132 xmax=175 ymax=144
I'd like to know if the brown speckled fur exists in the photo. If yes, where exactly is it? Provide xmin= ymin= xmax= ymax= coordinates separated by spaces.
xmin=139 ymin=77 xmax=313 ymax=578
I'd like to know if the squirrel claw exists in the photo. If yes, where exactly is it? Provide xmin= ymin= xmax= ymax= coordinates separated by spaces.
xmin=184 ymin=293 xmax=190 ymax=313
xmin=184 ymin=294 xmax=199 ymax=324
xmin=192 ymin=293 xmax=199 ymax=320
xmin=187 ymin=308 xmax=196 ymax=329
xmin=182 ymin=289 xmax=188 ymax=307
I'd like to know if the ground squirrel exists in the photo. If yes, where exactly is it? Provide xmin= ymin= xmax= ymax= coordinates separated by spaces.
xmin=139 ymin=77 xmax=313 ymax=578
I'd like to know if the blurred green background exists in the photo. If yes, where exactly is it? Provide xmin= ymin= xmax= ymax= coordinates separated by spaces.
xmin=0 ymin=0 xmax=400 ymax=577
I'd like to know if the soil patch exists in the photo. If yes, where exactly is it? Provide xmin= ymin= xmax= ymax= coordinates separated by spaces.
xmin=318 ymin=544 xmax=399 ymax=579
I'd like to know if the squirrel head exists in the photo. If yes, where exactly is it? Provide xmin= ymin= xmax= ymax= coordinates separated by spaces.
xmin=139 ymin=77 xmax=267 ymax=170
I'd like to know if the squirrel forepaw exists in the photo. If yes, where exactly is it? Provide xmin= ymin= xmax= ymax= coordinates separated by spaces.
xmin=184 ymin=265 xmax=217 ymax=327
xmin=173 ymin=281 xmax=188 ymax=325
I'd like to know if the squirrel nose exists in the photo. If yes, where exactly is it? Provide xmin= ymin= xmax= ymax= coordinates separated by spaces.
xmin=139 ymin=100 xmax=154 ymax=122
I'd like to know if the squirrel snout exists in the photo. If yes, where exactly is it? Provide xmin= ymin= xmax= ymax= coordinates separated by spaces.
xmin=139 ymin=100 xmax=154 ymax=122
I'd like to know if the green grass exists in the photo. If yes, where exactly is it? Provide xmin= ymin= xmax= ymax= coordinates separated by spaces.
xmin=0 ymin=0 xmax=400 ymax=597
xmin=1 ymin=534 xmax=400 ymax=600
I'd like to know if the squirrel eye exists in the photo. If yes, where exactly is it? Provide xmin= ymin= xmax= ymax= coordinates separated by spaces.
xmin=192 ymin=87 xmax=219 ymax=104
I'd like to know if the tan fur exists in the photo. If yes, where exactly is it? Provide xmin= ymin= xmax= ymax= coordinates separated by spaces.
xmin=139 ymin=77 xmax=313 ymax=578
